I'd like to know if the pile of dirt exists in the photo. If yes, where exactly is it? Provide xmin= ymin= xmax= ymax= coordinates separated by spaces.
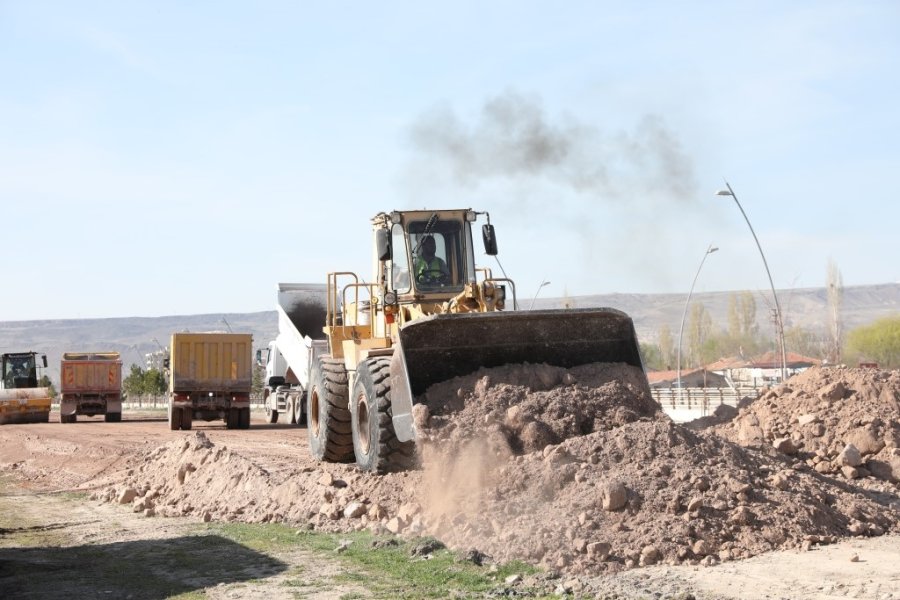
xmin=94 ymin=362 xmax=900 ymax=578
xmin=716 ymin=367 xmax=900 ymax=485
xmin=411 ymin=363 xmax=900 ymax=574
xmin=92 ymin=431 xmax=419 ymax=532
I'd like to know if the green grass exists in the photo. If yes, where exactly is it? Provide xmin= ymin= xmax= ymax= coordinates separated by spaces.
xmin=210 ymin=522 xmax=543 ymax=599
xmin=2 ymin=476 xmax=551 ymax=599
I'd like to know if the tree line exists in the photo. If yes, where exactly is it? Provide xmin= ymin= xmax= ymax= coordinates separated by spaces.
xmin=640 ymin=288 xmax=900 ymax=371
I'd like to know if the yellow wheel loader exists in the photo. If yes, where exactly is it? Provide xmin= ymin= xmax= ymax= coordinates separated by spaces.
xmin=0 ymin=352 xmax=52 ymax=424
xmin=292 ymin=208 xmax=645 ymax=472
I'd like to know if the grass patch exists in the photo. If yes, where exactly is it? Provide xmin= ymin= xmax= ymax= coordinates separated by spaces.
xmin=211 ymin=522 xmax=543 ymax=599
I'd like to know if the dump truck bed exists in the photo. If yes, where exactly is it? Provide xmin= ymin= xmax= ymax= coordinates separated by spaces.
xmin=169 ymin=333 xmax=253 ymax=393
xmin=274 ymin=283 xmax=328 ymax=391
xmin=60 ymin=352 xmax=122 ymax=394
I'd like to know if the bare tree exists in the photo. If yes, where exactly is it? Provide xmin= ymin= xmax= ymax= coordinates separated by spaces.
xmin=826 ymin=259 xmax=844 ymax=364
xmin=658 ymin=324 xmax=675 ymax=370
xmin=687 ymin=302 xmax=713 ymax=368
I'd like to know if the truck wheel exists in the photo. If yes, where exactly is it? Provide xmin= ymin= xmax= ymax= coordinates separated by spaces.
xmin=226 ymin=408 xmax=239 ymax=429
xmin=286 ymin=398 xmax=296 ymax=425
xmin=181 ymin=407 xmax=192 ymax=430
xmin=168 ymin=405 xmax=181 ymax=431
xmin=104 ymin=412 xmax=121 ymax=423
xmin=351 ymin=357 xmax=416 ymax=473
xmin=239 ymin=407 xmax=250 ymax=429
xmin=307 ymin=356 xmax=354 ymax=463
xmin=296 ymin=392 xmax=308 ymax=426
xmin=264 ymin=391 xmax=278 ymax=423
xmin=291 ymin=396 xmax=302 ymax=425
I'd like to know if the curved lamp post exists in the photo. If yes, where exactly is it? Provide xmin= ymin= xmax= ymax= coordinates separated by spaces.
xmin=716 ymin=181 xmax=787 ymax=381
xmin=529 ymin=279 xmax=551 ymax=310
xmin=676 ymin=244 xmax=718 ymax=398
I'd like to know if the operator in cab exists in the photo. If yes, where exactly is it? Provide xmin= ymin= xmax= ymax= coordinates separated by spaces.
xmin=414 ymin=235 xmax=449 ymax=284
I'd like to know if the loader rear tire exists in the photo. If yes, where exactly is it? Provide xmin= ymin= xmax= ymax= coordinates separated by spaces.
xmin=60 ymin=413 xmax=77 ymax=424
xmin=104 ymin=412 xmax=121 ymax=423
xmin=307 ymin=356 xmax=354 ymax=463
xmin=351 ymin=357 xmax=416 ymax=473
xmin=168 ymin=405 xmax=181 ymax=431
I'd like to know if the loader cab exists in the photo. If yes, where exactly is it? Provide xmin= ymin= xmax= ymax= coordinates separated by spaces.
xmin=1 ymin=352 xmax=45 ymax=389
xmin=388 ymin=214 xmax=473 ymax=295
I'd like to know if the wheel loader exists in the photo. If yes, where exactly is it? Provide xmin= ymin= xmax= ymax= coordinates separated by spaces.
xmin=291 ymin=208 xmax=645 ymax=472
xmin=0 ymin=351 xmax=52 ymax=424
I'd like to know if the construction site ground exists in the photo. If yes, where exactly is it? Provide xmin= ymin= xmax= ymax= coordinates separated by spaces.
xmin=2 ymin=365 xmax=900 ymax=599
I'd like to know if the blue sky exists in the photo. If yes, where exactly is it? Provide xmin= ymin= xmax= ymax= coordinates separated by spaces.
xmin=1 ymin=1 xmax=898 ymax=321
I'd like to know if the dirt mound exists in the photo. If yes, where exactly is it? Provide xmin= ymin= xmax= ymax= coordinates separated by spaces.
xmin=717 ymin=367 xmax=900 ymax=484
xmin=94 ymin=363 xmax=900 ymax=578
xmin=410 ymin=364 xmax=900 ymax=574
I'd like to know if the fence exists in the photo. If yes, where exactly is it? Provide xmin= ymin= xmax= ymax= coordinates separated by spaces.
xmin=651 ymin=386 xmax=761 ymax=421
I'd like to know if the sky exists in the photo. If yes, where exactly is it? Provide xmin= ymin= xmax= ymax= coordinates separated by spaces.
xmin=1 ymin=1 xmax=898 ymax=321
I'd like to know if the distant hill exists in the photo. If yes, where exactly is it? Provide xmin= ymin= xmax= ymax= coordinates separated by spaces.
xmin=3 ymin=283 xmax=899 ymax=383
xmin=0 ymin=312 xmax=278 ymax=382
xmin=530 ymin=283 xmax=900 ymax=342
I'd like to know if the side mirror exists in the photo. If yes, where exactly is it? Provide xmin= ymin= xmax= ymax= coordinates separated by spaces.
xmin=255 ymin=349 xmax=262 ymax=365
xmin=375 ymin=228 xmax=391 ymax=261
xmin=41 ymin=354 xmax=48 ymax=368
xmin=163 ymin=358 xmax=170 ymax=369
xmin=482 ymin=224 xmax=498 ymax=256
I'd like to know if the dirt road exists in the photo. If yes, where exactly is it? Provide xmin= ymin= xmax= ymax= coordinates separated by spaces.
xmin=0 ymin=411 xmax=306 ymax=492
xmin=2 ymin=409 xmax=900 ymax=599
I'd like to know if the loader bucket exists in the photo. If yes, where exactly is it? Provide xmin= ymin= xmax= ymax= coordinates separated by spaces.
xmin=389 ymin=308 xmax=645 ymax=442
xmin=277 ymin=283 xmax=328 ymax=340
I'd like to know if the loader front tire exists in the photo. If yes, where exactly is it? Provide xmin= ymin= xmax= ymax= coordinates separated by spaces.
xmin=307 ymin=356 xmax=354 ymax=463
xmin=351 ymin=357 xmax=416 ymax=473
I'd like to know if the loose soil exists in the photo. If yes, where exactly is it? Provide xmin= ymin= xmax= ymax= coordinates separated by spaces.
xmin=1 ymin=365 xmax=900 ymax=598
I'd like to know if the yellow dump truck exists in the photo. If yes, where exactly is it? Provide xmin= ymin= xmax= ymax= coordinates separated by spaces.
xmin=167 ymin=332 xmax=253 ymax=430
xmin=0 ymin=352 xmax=52 ymax=424
xmin=59 ymin=352 xmax=123 ymax=423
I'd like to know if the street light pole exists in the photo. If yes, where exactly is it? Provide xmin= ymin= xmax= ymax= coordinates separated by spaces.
xmin=676 ymin=244 xmax=718 ymax=399
xmin=716 ymin=181 xmax=787 ymax=382
xmin=529 ymin=280 xmax=550 ymax=310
